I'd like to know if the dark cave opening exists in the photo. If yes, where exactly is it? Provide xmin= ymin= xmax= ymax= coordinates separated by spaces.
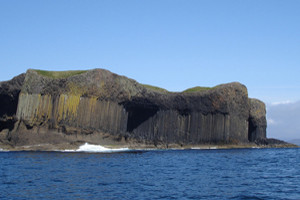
xmin=0 ymin=92 xmax=20 ymax=132
xmin=248 ymin=117 xmax=256 ymax=142
xmin=123 ymin=101 xmax=159 ymax=132
xmin=0 ymin=118 xmax=16 ymax=131
xmin=0 ymin=93 xmax=19 ymax=117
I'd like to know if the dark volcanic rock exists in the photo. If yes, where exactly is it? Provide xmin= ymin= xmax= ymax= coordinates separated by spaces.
xmin=248 ymin=98 xmax=267 ymax=142
xmin=255 ymin=138 xmax=298 ymax=148
xmin=0 ymin=74 xmax=25 ymax=131
xmin=0 ymin=69 xmax=269 ymax=149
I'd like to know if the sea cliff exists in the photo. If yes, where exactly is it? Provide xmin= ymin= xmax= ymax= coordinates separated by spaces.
xmin=0 ymin=69 xmax=295 ymax=150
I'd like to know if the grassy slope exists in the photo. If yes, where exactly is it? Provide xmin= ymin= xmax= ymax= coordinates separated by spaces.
xmin=34 ymin=69 xmax=212 ymax=93
xmin=142 ymin=84 xmax=212 ymax=93
xmin=141 ymin=84 xmax=169 ymax=93
xmin=182 ymin=86 xmax=211 ymax=93
xmin=34 ymin=69 xmax=88 ymax=79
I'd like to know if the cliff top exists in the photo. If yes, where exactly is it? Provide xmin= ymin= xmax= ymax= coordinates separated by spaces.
xmin=34 ymin=69 xmax=88 ymax=79
xmin=16 ymin=68 xmax=251 ymax=116
xmin=32 ymin=69 xmax=214 ymax=93
xmin=26 ymin=68 xmax=242 ymax=94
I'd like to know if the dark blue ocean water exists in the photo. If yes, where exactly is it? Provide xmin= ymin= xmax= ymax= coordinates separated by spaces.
xmin=0 ymin=148 xmax=299 ymax=200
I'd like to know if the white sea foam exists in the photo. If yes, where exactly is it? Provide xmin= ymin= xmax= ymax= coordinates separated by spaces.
xmin=64 ymin=143 xmax=130 ymax=153
xmin=191 ymin=146 xmax=218 ymax=150
xmin=0 ymin=148 xmax=9 ymax=152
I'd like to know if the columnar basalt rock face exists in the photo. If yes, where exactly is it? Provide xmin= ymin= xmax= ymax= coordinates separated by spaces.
xmin=248 ymin=98 xmax=267 ymax=142
xmin=16 ymin=93 xmax=128 ymax=135
xmin=0 ymin=69 xmax=267 ymax=147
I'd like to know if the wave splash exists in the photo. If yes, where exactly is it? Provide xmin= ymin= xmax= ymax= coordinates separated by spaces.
xmin=65 ymin=143 xmax=130 ymax=153
xmin=0 ymin=148 xmax=9 ymax=152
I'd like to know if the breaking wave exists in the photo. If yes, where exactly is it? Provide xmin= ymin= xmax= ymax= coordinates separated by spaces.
xmin=191 ymin=146 xmax=218 ymax=150
xmin=0 ymin=148 xmax=8 ymax=152
xmin=64 ymin=143 xmax=130 ymax=153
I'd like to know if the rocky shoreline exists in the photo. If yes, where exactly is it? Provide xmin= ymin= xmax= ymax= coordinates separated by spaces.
xmin=0 ymin=133 xmax=298 ymax=152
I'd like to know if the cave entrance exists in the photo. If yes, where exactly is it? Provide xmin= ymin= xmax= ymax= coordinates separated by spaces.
xmin=248 ymin=117 xmax=256 ymax=142
xmin=0 ymin=119 xmax=16 ymax=131
xmin=124 ymin=102 xmax=159 ymax=132
xmin=0 ymin=94 xmax=19 ymax=117
xmin=0 ymin=93 xmax=20 ymax=132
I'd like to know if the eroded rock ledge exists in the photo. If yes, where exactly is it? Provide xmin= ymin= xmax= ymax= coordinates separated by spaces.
xmin=0 ymin=68 xmax=291 ymax=150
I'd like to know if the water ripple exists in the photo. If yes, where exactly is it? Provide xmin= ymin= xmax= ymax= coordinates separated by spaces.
xmin=0 ymin=148 xmax=299 ymax=199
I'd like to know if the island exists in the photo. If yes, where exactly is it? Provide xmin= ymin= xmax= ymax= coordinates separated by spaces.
xmin=0 ymin=69 xmax=296 ymax=151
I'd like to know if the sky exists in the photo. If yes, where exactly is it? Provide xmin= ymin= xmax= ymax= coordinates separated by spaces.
xmin=267 ymin=101 xmax=300 ymax=141
xmin=0 ymin=0 xmax=299 ymax=140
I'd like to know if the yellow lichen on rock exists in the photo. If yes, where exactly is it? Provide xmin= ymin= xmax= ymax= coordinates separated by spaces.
xmin=34 ymin=94 xmax=53 ymax=123
xmin=67 ymin=82 xmax=85 ymax=96
xmin=56 ymin=94 xmax=81 ymax=122
xmin=56 ymin=95 xmax=65 ymax=122
xmin=65 ymin=95 xmax=80 ymax=118
xmin=47 ymin=95 xmax=52 ymax=119
xmin=89 ymin=97 xmax=98 ymax=114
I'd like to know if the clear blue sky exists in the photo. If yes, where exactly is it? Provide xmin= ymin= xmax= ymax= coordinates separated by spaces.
xmin=1 ymin=0 xmax=299 ymax=104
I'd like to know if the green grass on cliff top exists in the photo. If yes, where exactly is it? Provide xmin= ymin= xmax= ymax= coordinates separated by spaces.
xmin=182 ymin=86 xmax=211 ymax=93
xmin=141 ymin=84 xmax=169 ymax=93
xmin=142 ymin=84 xmax=212 ymax=93
xmin=34 ymin=69 xmax=212 ymax=92
xmin=34 ymin=69 xmax=88 ymax=79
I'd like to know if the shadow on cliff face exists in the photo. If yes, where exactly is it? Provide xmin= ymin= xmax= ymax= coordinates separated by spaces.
xmin=126 ymin=106 xmax=159 ymax=132
xmin=0 ymin=94 xmax=19 ymax=117
xmin=0 ymin=93 xmax=19 ymax=131
xmin=248 ymin=117 xmax=256 ymax=142
xmin=0 ymin=118 xmax=16 ymax=131
xmin=0 ymin=74 xmax=25 ymax=131
xmin=122 ymin=99 xmax=159 ymax=132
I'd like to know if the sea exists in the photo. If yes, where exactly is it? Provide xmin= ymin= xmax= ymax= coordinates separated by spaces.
xmin=0 ymin=145 xmax=299 ymax=200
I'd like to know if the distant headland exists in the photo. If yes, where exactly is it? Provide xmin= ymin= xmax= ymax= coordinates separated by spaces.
xmin=0 ymin=69 xmax=296 ymax=151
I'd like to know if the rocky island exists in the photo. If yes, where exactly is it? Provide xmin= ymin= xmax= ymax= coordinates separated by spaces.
xmin=0 ymin=69 xmax=296 ymax=151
